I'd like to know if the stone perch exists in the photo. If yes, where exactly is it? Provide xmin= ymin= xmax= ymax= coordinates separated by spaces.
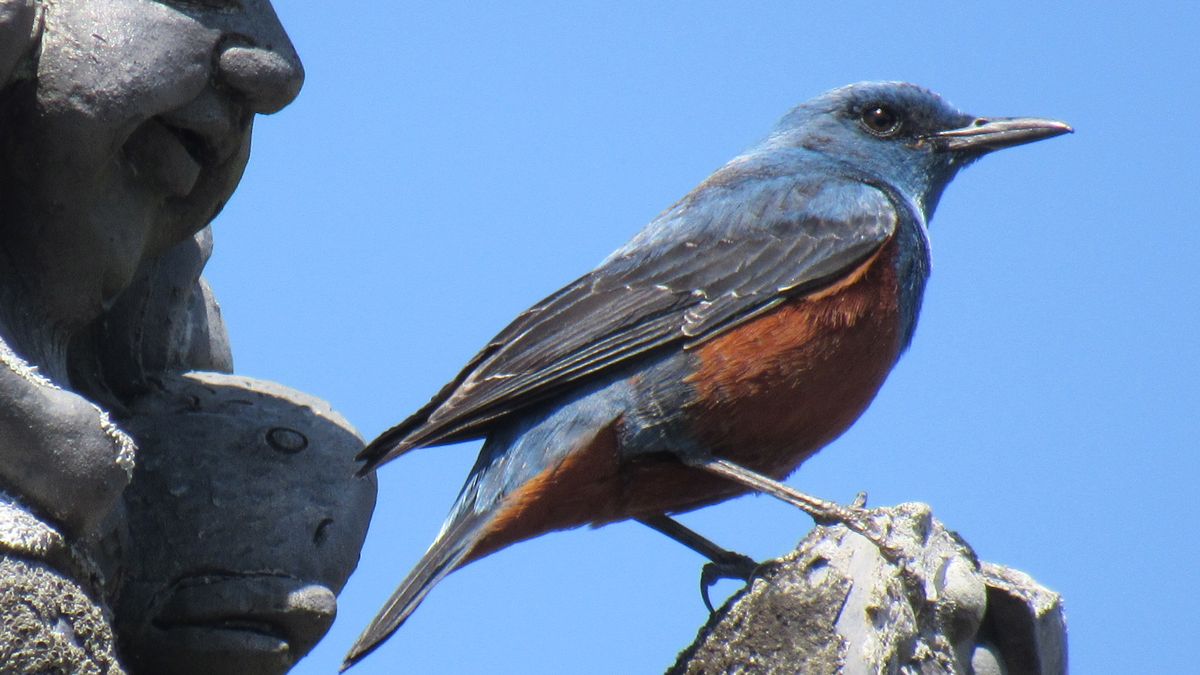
xmin=670 ymin=503 xmax=1066 ymax=674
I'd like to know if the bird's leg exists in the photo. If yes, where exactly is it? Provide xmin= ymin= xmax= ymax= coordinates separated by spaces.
xmin=637 ymin=514 xmax=759 ymax=612
xmin=685 ymin=456 xmax=901 ymax=560
xmin=637 ymin=515 xmax=758 ymax=579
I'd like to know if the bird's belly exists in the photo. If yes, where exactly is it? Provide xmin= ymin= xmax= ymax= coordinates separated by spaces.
xmin=618 ymin=236 xmax=905 ymax=516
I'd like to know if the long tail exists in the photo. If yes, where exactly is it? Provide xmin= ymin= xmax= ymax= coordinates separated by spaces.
xmin=341 ymin=511 xmax=491 ymax=671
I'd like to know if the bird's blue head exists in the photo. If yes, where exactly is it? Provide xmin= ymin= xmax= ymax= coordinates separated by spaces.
xmin=764 ymin=82 xmax=1071 ymax=222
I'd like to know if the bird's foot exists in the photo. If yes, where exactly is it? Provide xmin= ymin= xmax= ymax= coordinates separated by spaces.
xmin=699 ymin=551 xmax=759 ymax=613
xmin=688 ymin=457 xmax=905 ymax=562
xmin=808 ymin=501 xmax=904 ymax=561
xmin=636 ymin=514 xmax=762 ymax=611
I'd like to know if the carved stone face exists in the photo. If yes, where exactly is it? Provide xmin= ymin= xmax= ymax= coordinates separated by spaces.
xmin=113 ymin=373 xmax=376 ymax=675
xmin=0 ymin=0 xmax=303 ymax=324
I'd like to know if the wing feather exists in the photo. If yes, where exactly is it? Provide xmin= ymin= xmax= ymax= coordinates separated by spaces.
xmin=359 ymin=172 xmax=899 ymax=470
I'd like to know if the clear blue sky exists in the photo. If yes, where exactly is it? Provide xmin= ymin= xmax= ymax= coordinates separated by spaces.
xmin=206 ymin=3 xmax=1198 ymax=673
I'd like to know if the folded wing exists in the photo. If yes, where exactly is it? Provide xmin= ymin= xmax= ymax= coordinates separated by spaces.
xmin=359 ymin=172 xmax=900 ymax=470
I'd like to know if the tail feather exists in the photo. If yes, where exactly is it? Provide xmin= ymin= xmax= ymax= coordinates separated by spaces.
xmin=341 ymin=512 xmax=491 ymax=671
xmin=356 ymin=346 xmax=503 ymax=474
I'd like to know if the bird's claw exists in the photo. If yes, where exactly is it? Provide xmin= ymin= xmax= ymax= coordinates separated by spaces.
xmin=813 ymin=501 xmax=909 ymax=563
xmin=699 ymin=552 xmax=759 ymax=613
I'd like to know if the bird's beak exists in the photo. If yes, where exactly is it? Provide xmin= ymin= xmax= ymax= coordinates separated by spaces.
xmin=925 ymin=117 xmax=1073 ymax=154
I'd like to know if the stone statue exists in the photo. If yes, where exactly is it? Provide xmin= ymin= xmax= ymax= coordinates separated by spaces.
xmin=0 ymin=1 xmax=375 ymax=672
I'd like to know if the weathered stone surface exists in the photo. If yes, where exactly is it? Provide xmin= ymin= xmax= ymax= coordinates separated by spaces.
xmin=0 ymin=500 xmax=123 ymax=675
xmin=670 ymin=504 xmax=1066 ymax=675
xmin=0 ymin=556 xmax=125 ymax=675
xmin=978 ymin=563 xmax=1068 ymax=675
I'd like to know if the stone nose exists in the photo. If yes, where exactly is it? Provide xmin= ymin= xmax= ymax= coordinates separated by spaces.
xmin=216 ymin=39 xmax=305 ymax=115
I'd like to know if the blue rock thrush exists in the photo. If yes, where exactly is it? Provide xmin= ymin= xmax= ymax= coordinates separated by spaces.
xmin=345 ymin=81 xmax=1070 ymax=669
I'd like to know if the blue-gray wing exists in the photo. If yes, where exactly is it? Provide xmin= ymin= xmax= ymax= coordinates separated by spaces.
xmin=359 ymin=174 xmax=898 ymax=470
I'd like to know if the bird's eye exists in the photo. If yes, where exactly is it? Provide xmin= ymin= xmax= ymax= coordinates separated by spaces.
xmin=860 ymin=104 xmax=902 ymax=137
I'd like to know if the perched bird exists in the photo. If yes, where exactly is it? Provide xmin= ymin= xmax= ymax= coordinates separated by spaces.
xmin=345 ymin=82 xmax=1070 ymax=669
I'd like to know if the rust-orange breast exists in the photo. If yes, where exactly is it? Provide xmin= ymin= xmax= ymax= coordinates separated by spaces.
xmin=684 ymin=233 xmax=904 ymax=479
